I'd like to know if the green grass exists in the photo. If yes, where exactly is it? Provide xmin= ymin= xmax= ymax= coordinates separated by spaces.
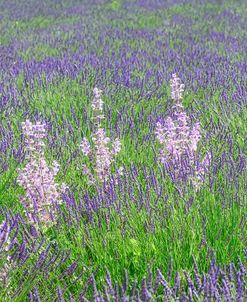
xmin=2 ymin=182 xmax=245 ymax=299
xmin=0 ymin=0 xmax=246 ymax=300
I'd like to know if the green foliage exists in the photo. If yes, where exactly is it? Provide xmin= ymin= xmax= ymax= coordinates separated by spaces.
xmin=0 ymin=0 xmax=246 ymax=300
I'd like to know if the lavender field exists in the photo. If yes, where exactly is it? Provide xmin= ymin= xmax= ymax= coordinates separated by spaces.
xmin=0 ymin=0 xmax=247 ymax=301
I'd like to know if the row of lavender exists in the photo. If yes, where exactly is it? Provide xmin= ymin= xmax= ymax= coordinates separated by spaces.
xmin=1 ymin=2 xmax=247 ymax=113
xmin=15 ymin=74 xmax=212 ymax=224
xmin=0 ymin=0 xmax=246 ymax=191
xmin=1 ymin=213 xmax=247 ymax=300
xmin=0 ymin=74 xmax=208 ymax=223
xmin=0 ymin=0 xmax=246 ymax=301
xmin=1 ymin=2 xmax=246 ymax=164
xmin=1 ymin=74 xmax=246 ymax=300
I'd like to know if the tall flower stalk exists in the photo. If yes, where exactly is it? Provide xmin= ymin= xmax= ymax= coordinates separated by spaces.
xmin=17 ymin=120 xmax=67 ymax=225
xmin=155 ymin=74 xmax=211 ymax=190
xmin=80 ymin=88 xmax=122 ymax=185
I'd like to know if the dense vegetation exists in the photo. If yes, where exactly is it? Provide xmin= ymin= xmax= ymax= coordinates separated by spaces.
xmin=0 ymin=0 xmax=246 ymax=300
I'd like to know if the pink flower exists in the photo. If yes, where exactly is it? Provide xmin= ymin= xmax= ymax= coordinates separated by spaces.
xmin=189 ymin=122 xmax=201 ymax=153
xmin=155 ymin=122 xmax=166 ymax=145
xmin=156 ymin=75 xmax=211 ymax=190
xmin=80 ymin=137 xmax=91 ymax=156
xmin=170 ymin=73 xmax=185 ymax=103
xmin=92 ymin=87 xmax=104 ymax=125
xmin=112 ymin=138 xmax=121 ymax=155
xmin=80 ymin=88 xmax=122 ymax=185
xmin=17 ymin=120 xmax=67 ymax=225
xmin=92 ymin=87 xmax=103 ymax=109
